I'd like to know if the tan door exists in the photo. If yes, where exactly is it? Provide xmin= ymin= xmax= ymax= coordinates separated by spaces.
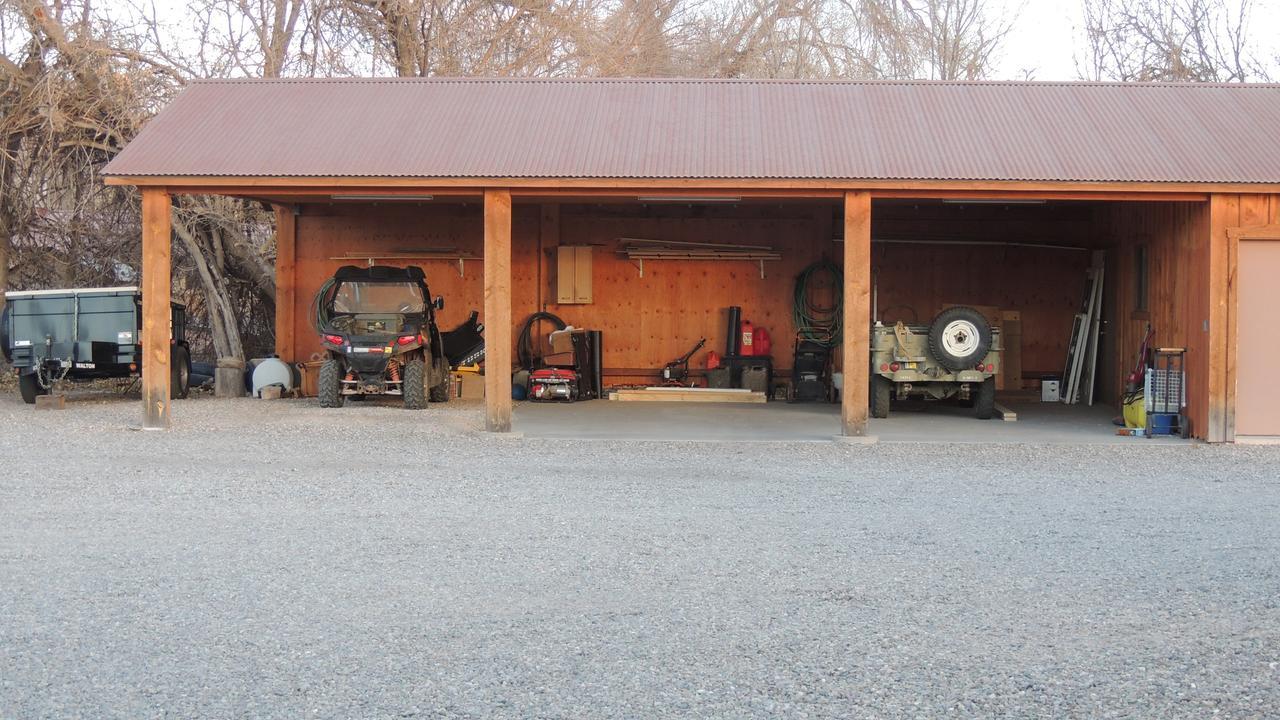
xmin=1237 ymin=239 xmax=1280 ymax=437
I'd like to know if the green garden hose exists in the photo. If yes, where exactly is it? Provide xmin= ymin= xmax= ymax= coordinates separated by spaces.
xmin=312 ymin=277 xmax=338 ymax=333
xmin=793 ymin=260 xmax=843 ymax=347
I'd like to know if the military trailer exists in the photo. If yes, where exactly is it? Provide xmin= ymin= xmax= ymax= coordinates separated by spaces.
xmin=870 ymin=306 xmax=1001 ymax=420
xmin=2 ymin=287 xmax=191 ymax=404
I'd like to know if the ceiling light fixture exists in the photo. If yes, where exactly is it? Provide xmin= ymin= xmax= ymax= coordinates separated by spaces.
xmin=636 ymin=196 xmax=742 ymax=203
xmin=940 ymin=199 xmax=1047 ymax=205
xmin=330 ymin=194 xmax=435 ymax=201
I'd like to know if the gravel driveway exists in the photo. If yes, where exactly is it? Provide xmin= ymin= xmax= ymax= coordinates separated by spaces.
xmin=2 ymin=392 xmax=1279 ymax=718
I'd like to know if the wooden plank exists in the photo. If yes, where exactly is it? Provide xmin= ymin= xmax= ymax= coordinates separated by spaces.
xmin=842 ymin=190 xmax=871 ymax=436
xmin=273 ymin=205 xmax=297 ymax=362
xmin=555 ymin=245 xmax=574 ymax=303
xmin=992 ymin=401 xmax=1018 ymax=422
xmin=610 ymin=388 xmax=767 ymax=403
xmin=484 ymin=189 xmax=513 ymax=432
xmin=140 ymin=188 xmax=172 ymax=430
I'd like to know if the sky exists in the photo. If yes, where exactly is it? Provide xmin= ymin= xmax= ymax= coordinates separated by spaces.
xmin=995 ymin=0 xmax=1086 ymax=80
xmin=995 ymin=0 xmax=1280 ymax=81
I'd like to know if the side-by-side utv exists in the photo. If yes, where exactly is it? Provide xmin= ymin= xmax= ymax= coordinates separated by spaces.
xmin=313 ymin=265 xmax=450 ymax=408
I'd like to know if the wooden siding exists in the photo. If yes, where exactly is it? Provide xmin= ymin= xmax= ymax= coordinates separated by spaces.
xmin=1097 ymin=202 xmax=1208 ymax=435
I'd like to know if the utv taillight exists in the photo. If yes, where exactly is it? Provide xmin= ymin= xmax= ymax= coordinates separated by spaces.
xmin=323 ymin=334 xmax=343 ymax=345
xmin=397 ymin=335 xmax=417 ymax=346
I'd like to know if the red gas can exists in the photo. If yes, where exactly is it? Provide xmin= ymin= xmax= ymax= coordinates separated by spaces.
xmin=754 ymin=326 xmax=772 ymax=357
xmin=740 ymin=320 xmax=755 ymax=356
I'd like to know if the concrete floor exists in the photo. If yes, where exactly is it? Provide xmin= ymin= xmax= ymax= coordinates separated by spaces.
xmin=516 ymin=396 xmax=1188 ymax=444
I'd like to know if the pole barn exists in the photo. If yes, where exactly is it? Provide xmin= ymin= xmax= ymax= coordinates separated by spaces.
xmin=104 ymin=79 xmax=1280 ymax=442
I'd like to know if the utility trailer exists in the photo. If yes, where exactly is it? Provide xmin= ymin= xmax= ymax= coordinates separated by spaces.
xmin=2 ymin=287 xmax=191 ymax=404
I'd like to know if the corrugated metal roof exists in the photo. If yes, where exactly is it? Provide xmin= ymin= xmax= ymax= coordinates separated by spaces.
xmin=103 ymin=78 xmax=1280 ymax=183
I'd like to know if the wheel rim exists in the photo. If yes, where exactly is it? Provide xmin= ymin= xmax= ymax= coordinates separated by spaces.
xmin=179 ymin=363 xmax=189 ymax=389
xmin=941 ymin=319 xmax=980 ymax=357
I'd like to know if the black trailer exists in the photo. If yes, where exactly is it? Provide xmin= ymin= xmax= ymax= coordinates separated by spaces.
xmin=2 ymin=287 xmax=191 ymax=404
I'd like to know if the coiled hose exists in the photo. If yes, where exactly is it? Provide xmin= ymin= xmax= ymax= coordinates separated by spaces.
xmin=311 ymin=277 xmax=339 ymax=333
xmin=793 ymin=260 xmax=843 ymax=347
xmin=516 ymin=311 xmax=566 ymax=370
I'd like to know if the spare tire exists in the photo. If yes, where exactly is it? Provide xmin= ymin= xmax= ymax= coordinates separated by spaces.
xmin=928 ymin=306 xmax=992 ymax=372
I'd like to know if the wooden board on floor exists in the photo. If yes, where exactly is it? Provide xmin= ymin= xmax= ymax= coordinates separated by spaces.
xmin=609 ymin=387 xmax=768 ymax=403
xmin=993 ymin=401 xmax=1018 ymax=422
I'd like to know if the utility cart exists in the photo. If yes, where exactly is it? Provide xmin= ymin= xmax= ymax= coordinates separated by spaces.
xmin=2 ymin=287 xmax=191 ymax=403
xmin=1145 ymin=347 xmax=1190 ymax=438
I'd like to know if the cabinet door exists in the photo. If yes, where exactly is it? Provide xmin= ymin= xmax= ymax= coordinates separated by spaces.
xmin=556 ymin=246 xmax=576 ymax=304
xmin=572 ymin=246 xmax=592 ymax=303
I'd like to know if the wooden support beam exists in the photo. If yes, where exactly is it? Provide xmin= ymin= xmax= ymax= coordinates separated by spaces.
xmin=842 ymin=190 xmax=872 ymax=437
xmin=273 ymin=205 xmax=297 ymax=362
xmin=484 ymin=189 xmax=514 ymax=432
xmin=1206 ymin=195 xmax=1237 ymax=442
xmin=141 ymin=188 xmax=172 ymax=429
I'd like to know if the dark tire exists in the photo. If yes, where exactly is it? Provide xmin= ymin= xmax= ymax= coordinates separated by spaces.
xmin=18 ymin=372 xmax=45 ymax=404
xmin=870 ymin=376 xmax=891 ymax=419
xmin=318 ymin=357 xmax=344 ymax=408
xmin=402 ymin=356 xmax=426 ymax=409
xmin=973 ymin=377 xmax=996 ymax=420
xmin=170 ymin=345 xmax=191 ymax=399
xmin=429 ymin=356 xmax=450 ymax=403
xmin=928 ymin=307 xmax=993 ymax=372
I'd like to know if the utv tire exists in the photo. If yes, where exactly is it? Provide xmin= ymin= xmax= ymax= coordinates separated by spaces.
xmin=170 ymin=345 xmax=191 ymax=399
xmin=870 ymin=376 xmax=892 ymax=419
xmin=318 ymin=357 xmax=344 ymax=408
xmin=18 ymin=373 xmax=45 ymax=404
xmin=429 ymin=357 xmax=450 ymax=403
xmin=973 ymin=377 xmax=996 ymax=420
xmin=928 ymin=306 xmax=993 ymax=372
xmin=403 ymin=356 xmax=426 ymax=409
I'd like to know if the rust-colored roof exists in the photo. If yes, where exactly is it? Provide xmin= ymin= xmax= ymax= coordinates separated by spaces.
xmin=103 ymin=78 xmax=1280 ymax=184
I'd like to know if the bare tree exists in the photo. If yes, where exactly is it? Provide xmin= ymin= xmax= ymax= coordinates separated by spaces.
xmin=1079 ymin=0 xmax=1274 ymax=82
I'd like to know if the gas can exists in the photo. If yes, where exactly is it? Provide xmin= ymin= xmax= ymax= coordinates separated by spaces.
xmin=740 ymin=320 xmax=755 ymax=356
xmin=754 ymin=326 xmax=771 ymax=357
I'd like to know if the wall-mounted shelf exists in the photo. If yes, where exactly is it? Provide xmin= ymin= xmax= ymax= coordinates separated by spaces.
xmin=617 ymin=238 xmax=781 ymax=278
xmin=329 ymin=251 xmax=481 ymax=277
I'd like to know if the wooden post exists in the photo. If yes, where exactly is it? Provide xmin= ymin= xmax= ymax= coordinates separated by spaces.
xmin=1206 ymin=194 xmax=1236 ymax=442
xmin=484 ymin=189 xmax=514 ymax=432
xmin=141 ymin=188 xmax=172 ymax=429
xmin=842 ymin=190 xmax=871 ymax=437
xmin=273 ymin=204 xmax=297 ymax=362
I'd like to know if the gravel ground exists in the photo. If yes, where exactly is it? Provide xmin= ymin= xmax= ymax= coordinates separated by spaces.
xmin=1 ymin=390 xmax=1279 ymax=718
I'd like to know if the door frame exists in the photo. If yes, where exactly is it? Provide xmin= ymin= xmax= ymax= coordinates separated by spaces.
xmin=1226 ymin=223 xmax=1280 ymax=441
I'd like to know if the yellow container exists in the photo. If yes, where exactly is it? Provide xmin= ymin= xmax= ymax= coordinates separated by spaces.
xmin=1123 ymin=392 xmax=1146 ymax=429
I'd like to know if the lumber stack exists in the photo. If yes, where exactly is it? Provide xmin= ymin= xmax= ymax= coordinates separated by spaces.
xmin=608 ymin=387 xmax=767 ymax=403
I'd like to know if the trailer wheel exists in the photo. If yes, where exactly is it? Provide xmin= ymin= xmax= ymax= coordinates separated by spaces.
xmin=18 ymin=373 xmax=45 ymax=404
xmin=170 ymin=345 xmax=191 ymax=399
xmin=973 ymin=377 xmax=996 ymax=420
xmin=871 ymin=376 xmax=892 ymax=419
xmin=402 ymin=355 xmax=426 ymax=409
xmin=428 ymin=356 xmax=450 ymax=403
xmin=928 ymin=307 xmax=993 ymax=372
xmin=318 ymin=357 xmax=344 ymax=408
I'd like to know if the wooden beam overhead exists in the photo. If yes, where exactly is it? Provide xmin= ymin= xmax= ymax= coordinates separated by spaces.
xmin=483 ymin=189 xmax=514 ymax=433
xmin=140 ymin=188 xmax=172 ymax=430
xmin=842 ymin=190 xmax=872 ymax=438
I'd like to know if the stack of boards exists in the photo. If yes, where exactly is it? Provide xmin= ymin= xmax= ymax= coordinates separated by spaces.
xmin=609 ymin=387 xmax=767 ymax=403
